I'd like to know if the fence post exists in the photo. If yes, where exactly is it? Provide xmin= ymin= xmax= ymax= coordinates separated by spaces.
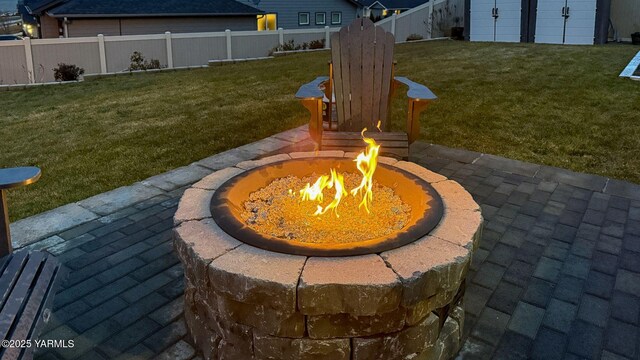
xmin=23 ymin=37 xmax=35 ymax=84
xmin=278 ymin=27 xmax=284 ymax=46
xmin=391 ymin=13 xmax=397 ymax=36
xmin=225 ymin=29 xmax=232 ymax=60
xmin=428 ymin=1 xmax=434 ymax=39
xmin=324 ymin=26 xmax=330 ymax=48
xmin=165 ymin=31 xmax=174 ymax=69
xmin=97 ymin=34 xmax=107 ymax=74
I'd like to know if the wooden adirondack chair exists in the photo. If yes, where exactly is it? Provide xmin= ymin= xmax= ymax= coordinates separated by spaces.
xmin=295 ymin=18 xmax=437 ymax=159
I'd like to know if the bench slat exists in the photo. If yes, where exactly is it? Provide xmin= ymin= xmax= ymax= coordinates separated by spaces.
xmin=0 ymin=252 xmax=45 ymax=341
xmin=2 ymin=255 xmax=59 ymax=360
xmin=0 ymin=252 xmax=28 ymax=311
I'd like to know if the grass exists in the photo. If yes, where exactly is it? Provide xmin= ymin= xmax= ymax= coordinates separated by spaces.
xmin=1 ymin=40 xmax=639 ymax=221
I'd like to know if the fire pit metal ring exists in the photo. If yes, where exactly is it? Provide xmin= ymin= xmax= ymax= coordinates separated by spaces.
xmin=209 ymin=157 xmax=444 ymax=257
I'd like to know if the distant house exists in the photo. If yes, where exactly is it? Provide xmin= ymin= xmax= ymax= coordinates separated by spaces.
xmin=20 ymin=0 xmax=263 ymax=38
xmin=357 ymin=0 xmax=429 ymax=21
xmin=240 ymin=0 xmax=360 ymax=31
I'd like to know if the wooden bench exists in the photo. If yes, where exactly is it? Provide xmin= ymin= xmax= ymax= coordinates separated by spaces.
xmin=0 ymin=251 xmax=64 ymax=359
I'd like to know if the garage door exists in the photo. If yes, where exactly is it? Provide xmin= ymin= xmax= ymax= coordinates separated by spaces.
xmin=535 ymin=0 xmax=596 ymax=44
xmin=564 ymin=0 xmax=597 ymax=44
xmin=535 ymin=0 xmax=566 ymax=44
xmin=495 ymin=0 xmax=522 ymax=42
xmin=470 ymin=0 xmax=496 ymax=41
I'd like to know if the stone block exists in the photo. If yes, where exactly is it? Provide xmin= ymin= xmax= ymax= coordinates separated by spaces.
xmin=352 ymin=313 xmax=439 ymax=360
xmin=298 ymin=255 xmax=402 ymax=316
xmin=434 ymin=317 xmax=461 ymax=360
xmin=253 ymin=334 xmax=350 ymax=360
xmin=174 ymin=219 xmax=242 ymax=288
xmin=381 ymin=236 xmax=470 ymax=307
xmin=217 ymin=295 xmax=305 ymax=338
xmin=197 ymin=149 xmax=255 ymax=170
xmin=184 ymin=300 xmax=220 ymax=360
xmin=395 ymin=161 xmax=447 ymax=184
xmin=77 ymin=182 xmax=165 ymax=216
xmin=289 ymin=150 xmax=345 ymax=159
xmin=432 ymin=180 xmax=481 ymax=212
xmin=11 ymin=203 xmax=98 ymax=248
xmin=404 ymin=290 xmax=456 ymax=326
xmin=173 ymin=188 xmax=214 ymax=226
xmin=192 ymin=167 xmax=244 ymax=190
xmin=209 ymin=245 xmax=306 ymax=311
xmin=430 ymin=207 xmax=483 ymax=250
xmin=142 ymin=165 xmax=212 ymax=192
xmin=307 ymin=307 xmax=406 ymax=338
xmin=214 ymin=319 xmax=255 ymax=360
xmin=236 ymin=154 xmax=292 ymax=170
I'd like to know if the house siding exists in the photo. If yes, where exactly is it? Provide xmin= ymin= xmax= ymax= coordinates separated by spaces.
xmin=59 ymin=16 xmax=256 ymax=38
xmin=40 ymin=15 xmax=60 ymax=38
xmin=242 ymin=0 xmax=358 ymax=29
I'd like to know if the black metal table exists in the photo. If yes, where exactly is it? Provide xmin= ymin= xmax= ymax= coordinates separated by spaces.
xmin=0 ymin=167 xmax=41 ymax=256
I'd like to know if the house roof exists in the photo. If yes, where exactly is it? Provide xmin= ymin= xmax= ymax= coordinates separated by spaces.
xmin=355 ymin=0 xmax=429 ymax=10
xmin=23 ymin=0 xmax=64 ymax=14
xmin=31 ymin=0 xmax=264 ymax=17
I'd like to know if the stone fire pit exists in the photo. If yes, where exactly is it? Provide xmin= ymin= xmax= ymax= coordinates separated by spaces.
xmin=173 ymin=151 xmax=482 ymax=360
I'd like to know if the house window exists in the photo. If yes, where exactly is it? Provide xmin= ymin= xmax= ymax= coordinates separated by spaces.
xmin=299 ymin=12 xmax=310 ymax=26
xmin=331 ymin=12 xmax=342 ymax=25
xmin=315 ymin=12 xmax=326 ymax=25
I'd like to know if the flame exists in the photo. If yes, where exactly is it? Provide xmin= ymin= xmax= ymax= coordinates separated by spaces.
xmin=349 ymin=128 xmax=380 ymax=213
xmin=313 ymin=169 xmax=348 ymax=217
xmin=298 ymin=128 xmax=380 ymax=216
xmin=376 ymin=120 xmax=382 ymax=132
xmin=300 ymin=175 xmax=329 ymax=202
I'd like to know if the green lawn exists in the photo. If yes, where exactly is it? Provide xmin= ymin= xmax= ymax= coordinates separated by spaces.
xmin=1 ymin=40 xmax=639 ymax=221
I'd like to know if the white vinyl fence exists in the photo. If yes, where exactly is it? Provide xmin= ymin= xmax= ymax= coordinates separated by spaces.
xmin=0 ymin=0 xmax=449 ymax=85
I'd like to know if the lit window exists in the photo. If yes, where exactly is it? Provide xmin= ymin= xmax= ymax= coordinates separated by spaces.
xmin=315 ymin=12 xmax=326 ymax=25
xmin=299 ymin=12 xmax=310 ymax=26
xmin=257 ymin=14 xmax=277 ymax=31
xmin=331 ymin=12 xmax=342 ymax=25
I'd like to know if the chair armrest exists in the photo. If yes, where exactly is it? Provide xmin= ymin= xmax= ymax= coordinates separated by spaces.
xmin=295 ymin=76 xmax=329 ymax=99
xmin=394 ymin=76 xmax=437 ymax=101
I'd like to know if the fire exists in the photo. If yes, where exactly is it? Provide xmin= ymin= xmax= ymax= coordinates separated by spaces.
xmin=298 ymin=128 xmax=380 ymax=216
xmin=350 ymin=128 xmax=380 ymax=213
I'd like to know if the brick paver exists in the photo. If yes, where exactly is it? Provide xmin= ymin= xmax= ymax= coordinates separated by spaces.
xmin=21 ymin=133 xmax=640 ymax=360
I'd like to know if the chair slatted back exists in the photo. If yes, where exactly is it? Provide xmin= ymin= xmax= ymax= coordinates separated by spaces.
xmin=331 ymin=18 xmax=395 ymax=131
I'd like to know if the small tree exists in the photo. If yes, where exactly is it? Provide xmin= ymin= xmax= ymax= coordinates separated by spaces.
xmin=53 ymin=63 xmax=84 ymax=81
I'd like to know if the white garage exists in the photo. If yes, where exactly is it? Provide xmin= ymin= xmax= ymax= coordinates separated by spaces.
xmin=466 ymin=0 xmax=611 ymax=44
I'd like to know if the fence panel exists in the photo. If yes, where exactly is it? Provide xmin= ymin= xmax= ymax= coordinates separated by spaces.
xmin=231 ymin=32 xmax=279 ymax=58
xmin=105 ymin=37 xmax=167 ymax=73
xmin=282 ymin=29 xmax=327 ymax=47
xmin=31 ymin=40 xmax=101 ymax=82
xmin=0 ymin=43 xmax=29 ymax=85
xmin=172 ymin=34 xmax=227 ymax=66
xmin=395 ymin=7 xmax=431 ymax=41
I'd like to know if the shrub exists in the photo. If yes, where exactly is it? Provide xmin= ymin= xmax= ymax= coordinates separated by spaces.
xmin=309 ymin=39 xmax=325 ymax=49
xmin=53 ymin=63 xmax=84 ymax=81
xmin=406 ymin=34 xmax=424 ymax=42
xmin=128 ymin=51 xmax=163 ymax=71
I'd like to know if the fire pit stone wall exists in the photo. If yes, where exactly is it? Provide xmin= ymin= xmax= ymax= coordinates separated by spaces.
xmin=174 ymin=151 xmax=482 ymax=360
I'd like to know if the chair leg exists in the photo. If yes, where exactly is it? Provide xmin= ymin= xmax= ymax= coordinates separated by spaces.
xmin=407 ymin=100 xmax=431 ymax=144
xmin=301 ymin=99 xmax=323 ymax=144
xmin=0 ymin=190 xmax=12 ymax=256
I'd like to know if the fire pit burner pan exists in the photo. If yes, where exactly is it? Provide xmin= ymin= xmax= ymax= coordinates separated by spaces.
xmin=210 ymin=157 xmax=443 ymax=256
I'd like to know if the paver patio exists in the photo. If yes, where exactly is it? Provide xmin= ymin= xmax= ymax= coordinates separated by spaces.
xmin=14 ymin=126 xmax=640 ymax=360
